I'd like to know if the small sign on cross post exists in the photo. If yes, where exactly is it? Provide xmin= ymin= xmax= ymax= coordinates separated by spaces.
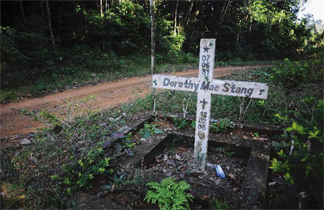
xmin=152 ymin=39 xmax=269 ymax=172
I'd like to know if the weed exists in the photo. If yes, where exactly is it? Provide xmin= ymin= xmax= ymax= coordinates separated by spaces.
xmin=172 ymin=117 xmax=189 ymax=129
xmin=191 ymin=120 xmax=196 ymax=128
xmin=139 ymin=122 xmax=163 ymax=138
xmin=252 ymin=132 xmax=259 ymax=138
xmin=210 ymin=118 xmax=235 ymax=133
xmin=226 ymin=152 xmax=236 ymax=157
xmin=211 ymin=198 xmax=231 ymax=209
xmin=166 ymin=137 xmax=181 ymax=153
xmin=59 ymin=146 xmax=114 ymax=194
xmin=145 ymin=177 xmax=194 ymax=210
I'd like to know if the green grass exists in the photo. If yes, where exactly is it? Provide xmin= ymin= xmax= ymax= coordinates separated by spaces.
xmin=0 ymin=54 xmax=276 ymax=104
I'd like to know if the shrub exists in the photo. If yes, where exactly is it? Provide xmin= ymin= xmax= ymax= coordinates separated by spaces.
xmin=270 ymin=59 xmax=323 ymax=89
xmin=59 ymin=147 xmax=113 ymax=194
xmin=270 ymin=100 xmax=323 ymax=186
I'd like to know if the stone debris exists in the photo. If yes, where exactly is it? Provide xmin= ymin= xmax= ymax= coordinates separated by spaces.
xmin=20 ymin=138 xmax=31 ymax=145
xmin=29 ymin=157 xmax=38 ymax=164
xmin=206 ymin=163 xmax=214 ymax=168
xmin=108 ymin=112 xmax=126 ymax=122
xmin=268 ymin=181 xmax=276 ymax=187
xmin=117 ymin=125 xmax=133 ymax=134
xmin=166 ymin=159 xmax=176 ymax=166
xmin=175 ymin=154 xmax=182 ymax=161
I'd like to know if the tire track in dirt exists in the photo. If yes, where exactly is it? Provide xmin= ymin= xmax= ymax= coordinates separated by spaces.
xmin=0 ymin=65 xmax=270 ymax=139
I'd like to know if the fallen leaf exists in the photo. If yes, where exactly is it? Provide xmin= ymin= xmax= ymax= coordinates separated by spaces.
xmin=165 ymin=170 xmax=174 ymax=177
xmin=175 ymin=154 xmax=181 ymax=160
xmin=167 ymin=159 xmax=176 ymax=166
xmin=228 ymin=173 xmax=236 ymax=180
xmin=252 ymin=137 xmax=268 ymax=141
xmin=29 ymin=157 xmax=38 ymax=164
xmin=233 ymin=188 xmax=239 ymax=192
xmin=125 ymin=148 xmax=134 ymax=156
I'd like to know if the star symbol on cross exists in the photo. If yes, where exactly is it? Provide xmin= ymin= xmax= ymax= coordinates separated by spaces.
xmin=203 ymin=46 xmax=210 ymax=53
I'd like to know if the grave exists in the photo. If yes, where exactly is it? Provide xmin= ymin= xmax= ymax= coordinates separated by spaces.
xmin=72 ymin=39 xmax=274 ymax=209
xmin=106 ymin=113 xmax=274 ymax=209
xmin=152 ymin=39 xmax=269 ymax=171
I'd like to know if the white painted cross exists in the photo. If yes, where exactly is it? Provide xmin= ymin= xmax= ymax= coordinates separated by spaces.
xmin=152 ymin=39 xmax=269 ymax=171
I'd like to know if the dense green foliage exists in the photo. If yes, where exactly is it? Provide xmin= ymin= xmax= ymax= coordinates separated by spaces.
xmin=1 ymin=0 xmax=322 ymax=90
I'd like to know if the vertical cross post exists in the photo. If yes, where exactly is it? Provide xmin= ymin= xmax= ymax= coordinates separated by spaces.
xmin=193 ymin=39 xmax=216 ymax=171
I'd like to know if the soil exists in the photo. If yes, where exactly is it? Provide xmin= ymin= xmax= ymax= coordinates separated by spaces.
xmin=0 ymin=65 xmax=270 ymax=143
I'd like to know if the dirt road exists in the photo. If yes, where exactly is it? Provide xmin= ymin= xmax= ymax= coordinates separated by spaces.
xmin=0 ymin=65 xmax=268 ymax=139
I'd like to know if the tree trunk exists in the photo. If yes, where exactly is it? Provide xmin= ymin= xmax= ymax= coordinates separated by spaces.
xmin=100 ymin=0 xmax=105 ymax=50
xmin=236 ymin=31 xmax=240 ymax=49
xmin=46 ymin=0 xmax=55 ymax=48
xmin=19 ymin=0 xmax=25 ymax=22
xmin=150 ymin=0 xmax=156 ymax=113
xmin=40 ymin=0 xmax=44 ymax=18
xmin=185 ymin=0 xmax=194 ymax=26
xmin=219 ymin=0 xmax=230 ymax=27
xmin=100 ymin=0 xmax=103 ymax=18
xmin=150 ymin=0 xmax=155 ymax=75
xmin=174 ymin=0 xmax=179 ymax=36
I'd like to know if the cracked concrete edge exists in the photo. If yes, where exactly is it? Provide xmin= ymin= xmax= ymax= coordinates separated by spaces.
xmin=156 ymin=111 xmax=283 ymax=137
xmin=240 ymin=142 xmax=270 ymax=209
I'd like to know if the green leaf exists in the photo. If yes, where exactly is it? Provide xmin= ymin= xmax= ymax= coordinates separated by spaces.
xmin=154 ymin=128 xmax=163 ymax=134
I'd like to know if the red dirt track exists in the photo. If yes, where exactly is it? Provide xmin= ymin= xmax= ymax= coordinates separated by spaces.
xmin=0 ymin=65 xmax=268 ymax=139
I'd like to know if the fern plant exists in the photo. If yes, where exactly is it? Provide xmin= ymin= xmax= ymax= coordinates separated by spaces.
xmin=144 ymin=177 xmax=194 ymax=210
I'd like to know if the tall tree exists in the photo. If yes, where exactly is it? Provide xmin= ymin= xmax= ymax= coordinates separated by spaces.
xmin=19 ymin=0 xmax=25 ymax=22
xmin=150 ymin=0 xmax=156 ymax=113
xmin=100 ymin=0 xmax=103 ymax=18
xmin=150 ymin=0 xmax=155 ymax=74
xmin=45 ymin=0 xmax=55 ymax=47
xmin=185 ymin=0 xmax=195 ymax=26
xmin=174 ymin=0 xmax=179 ymax=36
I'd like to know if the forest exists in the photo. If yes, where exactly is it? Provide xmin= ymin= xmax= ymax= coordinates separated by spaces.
xmin=1 ymin=0 xmax=323 ymax=209
xmin=1 ymin=0 xmax=322 ymax=90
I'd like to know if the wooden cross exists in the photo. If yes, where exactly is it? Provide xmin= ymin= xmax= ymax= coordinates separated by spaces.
xmin=152 ymin=39 xmax=269 ymax=171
